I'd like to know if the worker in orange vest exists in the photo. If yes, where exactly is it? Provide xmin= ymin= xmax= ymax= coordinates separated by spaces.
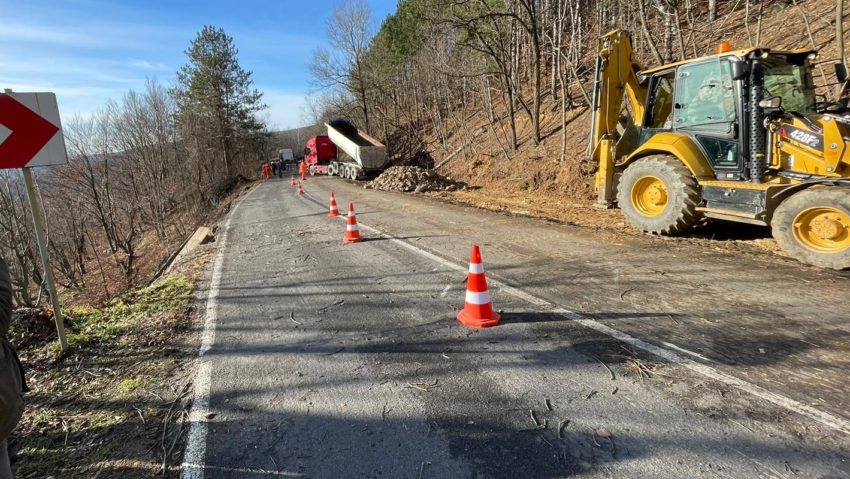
xmin=299 ymin=160 xmax=308 ymax=181
xmin=262 ymin=161 xmax=272 ymax=179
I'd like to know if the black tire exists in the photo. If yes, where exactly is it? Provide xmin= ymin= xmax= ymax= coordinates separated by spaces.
xmin=771 ymin=187 xmax=850 ymax=269
xmin=616 ymin=154 xmax=702 ymax=235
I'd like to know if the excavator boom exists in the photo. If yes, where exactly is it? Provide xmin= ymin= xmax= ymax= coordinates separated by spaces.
xmin=590 ymin=31 xmax=647 ymax=205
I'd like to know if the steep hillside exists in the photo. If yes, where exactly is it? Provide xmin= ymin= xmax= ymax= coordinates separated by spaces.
xmin=423 ymin=0 xmax=847 ymax=246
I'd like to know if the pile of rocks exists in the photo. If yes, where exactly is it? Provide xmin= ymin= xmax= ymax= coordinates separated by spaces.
xmin=366 ymin=166 xmax=464 ymax=193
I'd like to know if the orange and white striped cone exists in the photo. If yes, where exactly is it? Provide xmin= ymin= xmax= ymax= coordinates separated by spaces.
xmin=457 ymin=244 xmax=500 ymax=328
xmin=290 ymin=175 xmax=295 ymax=186
xmin=328 ymin=192 xmax=340 ymax=217
xmin=342 ymin=202 xmax=363 ymax=243
xmin=297 ymin=182 xmax=305 ymax=196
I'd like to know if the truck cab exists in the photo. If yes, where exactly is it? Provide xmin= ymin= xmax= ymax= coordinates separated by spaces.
xmin=304 ymin=136 xmax=337 ymax=175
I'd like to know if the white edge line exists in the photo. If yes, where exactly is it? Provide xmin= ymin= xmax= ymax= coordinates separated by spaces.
xmin=180 ymin=185 xmax=257 ymax=479
xmin=308 ymin=190 xmax=850 ymax=437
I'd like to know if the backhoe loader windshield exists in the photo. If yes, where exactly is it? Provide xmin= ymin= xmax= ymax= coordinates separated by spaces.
xmin=761 ymin=54 xmax=816 ymax=113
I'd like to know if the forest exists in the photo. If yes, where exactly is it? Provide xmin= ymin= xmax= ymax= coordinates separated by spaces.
xmin=0 ymin=26 xmax=269 ymax=306
xmin=306 ymin=0 xmax=848 ymax=197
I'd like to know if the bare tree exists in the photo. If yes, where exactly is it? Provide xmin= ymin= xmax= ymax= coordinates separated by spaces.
xmin=310 ymin=0 xmax=375 ymax=130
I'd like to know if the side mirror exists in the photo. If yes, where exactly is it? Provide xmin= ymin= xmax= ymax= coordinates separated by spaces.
xmin=758 ymin=96 xmax=782 ymax=109
xmin=731 ymin=61 xmax=750 ymax=80
xmin=835 ymin=63 xmax=848 ymax=83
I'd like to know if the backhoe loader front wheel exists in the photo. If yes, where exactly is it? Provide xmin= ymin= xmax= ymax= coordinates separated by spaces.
xmin=617 ymin=155 xmax=702 ymax=235
xmin=772 ymin=187 xmax=850 ymax=269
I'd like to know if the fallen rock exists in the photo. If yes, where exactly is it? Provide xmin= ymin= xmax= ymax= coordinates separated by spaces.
xmin=366 ymin=166 xmax=465 ymax=193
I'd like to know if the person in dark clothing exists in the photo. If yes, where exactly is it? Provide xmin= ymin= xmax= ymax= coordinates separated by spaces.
xmin=0 ymin=257 xmax=24 ymax=479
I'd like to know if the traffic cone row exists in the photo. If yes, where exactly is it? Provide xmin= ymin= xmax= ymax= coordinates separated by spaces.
xmin=295 ymin=183 xmax=499 ymax=328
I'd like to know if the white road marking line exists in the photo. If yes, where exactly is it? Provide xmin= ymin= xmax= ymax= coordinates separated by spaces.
xmin=660 ymin=340 xmax=713 ymax=362
xmin=182 ymin=463 xmax=305 ymax=477
xmin=308 ymin=188 xmax=850 ymax=436
xmin=181 ymin=186 xmax=257 ymax=479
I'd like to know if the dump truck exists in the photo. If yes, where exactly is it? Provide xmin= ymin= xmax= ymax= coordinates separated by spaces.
xmin=590 ymin=30 xmax=850 ymax=269
xmin=322 ymin=118 xmax=388 ymax=180
xmin=278 ymin=148 xmax=294 ymax=165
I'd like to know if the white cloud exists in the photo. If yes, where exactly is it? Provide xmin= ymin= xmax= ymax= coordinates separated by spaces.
xmin=0 ymin=24 xmax=100 ymax=48
xmin=129 ymin=60 xmax=169 ymax=70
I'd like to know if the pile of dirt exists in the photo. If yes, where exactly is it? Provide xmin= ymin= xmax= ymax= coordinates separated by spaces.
xmin=366 ymin=166 xmax=465 ymax=193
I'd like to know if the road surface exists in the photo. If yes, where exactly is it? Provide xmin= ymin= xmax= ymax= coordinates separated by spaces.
xmin=182 ymin=174 xmax=850 ymax=478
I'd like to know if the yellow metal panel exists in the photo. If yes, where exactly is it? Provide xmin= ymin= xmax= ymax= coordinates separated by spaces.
xmin=625 ymin=132 xmax=714 ymax=179
xmin=821 ymin=117 xmax=847 ymax=173
xmin=773 ymin=117 xmax=850 ymax=177
xmin=699 ymin=180 xmax=773 ymax=190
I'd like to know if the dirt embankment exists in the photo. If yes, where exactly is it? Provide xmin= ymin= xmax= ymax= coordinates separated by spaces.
xmin=7 ymin=181 xmax=258 ymax=478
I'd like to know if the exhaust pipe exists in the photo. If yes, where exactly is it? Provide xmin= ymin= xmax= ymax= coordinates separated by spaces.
xmin=749 ymin=59 xmax=767 ymax=183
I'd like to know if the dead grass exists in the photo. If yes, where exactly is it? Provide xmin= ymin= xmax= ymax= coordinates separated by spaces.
xmin=8 ymin=262 xmax=205 ymax=478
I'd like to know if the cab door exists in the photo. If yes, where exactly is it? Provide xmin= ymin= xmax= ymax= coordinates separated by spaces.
xmin=672 ymin=60 xmax=744 ymax=179
xmin=640 ymin=70 xmax=676 ymax=144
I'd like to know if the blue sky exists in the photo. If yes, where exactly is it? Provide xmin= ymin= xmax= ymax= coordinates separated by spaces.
xmin=0 ymin=0 xmax=397 ymax=129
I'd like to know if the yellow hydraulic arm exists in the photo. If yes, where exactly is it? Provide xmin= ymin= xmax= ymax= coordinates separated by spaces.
xmin=590 ymin=30 xmax=648 ymax=205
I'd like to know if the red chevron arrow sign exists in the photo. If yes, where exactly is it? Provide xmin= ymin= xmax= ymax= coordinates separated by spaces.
xmin=0 ymin=92 xmax=67 ymax=169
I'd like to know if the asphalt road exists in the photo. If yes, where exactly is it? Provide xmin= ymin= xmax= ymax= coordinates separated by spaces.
xmin=183 ymin=175 xmax=850 ymax=479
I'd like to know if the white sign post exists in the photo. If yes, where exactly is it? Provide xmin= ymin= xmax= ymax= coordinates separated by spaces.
xmin=1 ymin=89 xmax=69 ymax=352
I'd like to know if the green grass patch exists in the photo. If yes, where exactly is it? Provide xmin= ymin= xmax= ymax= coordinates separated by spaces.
xmin=31 ymin=408 xmax=57 ymax=425
xmin=117 ymin=378 xmax=142 ymax=396
xmin=15 ymin=446 xmax=65 ymax=477
xmin=44 ymin=275 xmax=192 ymax=356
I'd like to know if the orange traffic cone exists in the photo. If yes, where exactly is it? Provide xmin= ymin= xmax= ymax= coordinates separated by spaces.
xmin=457 ymin=245 xmax=500 ymax=328
xmin=328 ymin=192 xmax=340 ymax=217
xmin=297 ymin=182 xmax=305 ymax=196
xmin=342 ymin=202 xmax=363 ymax=243
xmin=290 ymin=175 xmax=295 ymax=186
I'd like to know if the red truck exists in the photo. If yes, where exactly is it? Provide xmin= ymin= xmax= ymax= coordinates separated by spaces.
xmin=303 ymin=135 xmax=337 ymax=175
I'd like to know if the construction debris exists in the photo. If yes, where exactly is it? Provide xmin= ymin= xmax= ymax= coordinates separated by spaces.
xmin=365 ymin=166 xmax=464 ymax=193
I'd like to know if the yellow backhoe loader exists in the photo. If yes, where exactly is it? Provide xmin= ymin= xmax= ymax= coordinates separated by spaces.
xmin=591 ymin=30 xmax=850 ymax=269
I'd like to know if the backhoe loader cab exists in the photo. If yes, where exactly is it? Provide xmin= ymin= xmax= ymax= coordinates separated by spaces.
xmin=591 ymin=30 xmax=850 ymax=269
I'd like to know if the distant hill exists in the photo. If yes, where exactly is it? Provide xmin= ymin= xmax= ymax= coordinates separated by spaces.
xmin=270 ymin=124 xmax=325 ymax=157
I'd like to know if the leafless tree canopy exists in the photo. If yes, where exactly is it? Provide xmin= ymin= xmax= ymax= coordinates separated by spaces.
xmin=1 ymin=27 xmax=270 ymax=306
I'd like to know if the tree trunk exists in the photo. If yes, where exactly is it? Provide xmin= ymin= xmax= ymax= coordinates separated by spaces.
xmin=638 ymin=0 xmax=665 ymax=64
xmin=836 ymin=0 xmax=848 ymax=98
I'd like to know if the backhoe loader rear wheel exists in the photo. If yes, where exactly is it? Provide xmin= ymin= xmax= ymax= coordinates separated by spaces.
xmin=772 ymin=187 xmax=850 ymax=269
xmin=616 ymin=154 xmax=702 ymax=235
